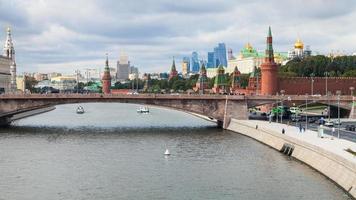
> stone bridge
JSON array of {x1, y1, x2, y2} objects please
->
[{"x1": 0, "y1": 94, "x2": 354, "y2": 128}]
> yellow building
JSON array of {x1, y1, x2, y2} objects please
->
[{"x1": 16, "y1": 75, "x2": 26, "y2": 92}]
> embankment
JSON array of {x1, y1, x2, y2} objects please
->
[{"x1": 227, "y1": 119, "x2": 356, "y2": 198}]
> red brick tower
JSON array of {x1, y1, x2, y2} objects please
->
[
  {"x1": 261, "y1": 26, "x2": 278, "y2": 95},
  {"x1": 102, "y1": 54, "x2": 111, "y2": 94},
  {"x1": 169, "y1": 57, "x2": 178, "y2": 80}
]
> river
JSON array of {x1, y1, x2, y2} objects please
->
[{"x1": 0, "y1": 103, "x2": 351, "y2": 200}]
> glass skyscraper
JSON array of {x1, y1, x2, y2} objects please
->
[
  {"x1": 191, "y1": 51, "x2": 200, "y2": 73},
  {"x1": 207, "y1": 52, "x2": 214, "y2": 68},
  {"x1": 213, "y1": 43, "x2": 227, "y2": 67}
]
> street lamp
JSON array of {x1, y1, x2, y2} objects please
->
[
  {"x1": 336, "y1": 90, "x2": 341, "y2": 139},
  {"x1": 280, "y1": 90, "x2": 285, "y2": 124},
  {"x1": 310, "y1": 73, "x2": 315, "y2": 96},
  {"x1": 75, "y1": 69, "x2": 80, "y2": 93},
  {"x1": 305, "y1": 93, "x2": 308, "y2": 130},
  {"x1": 350, "y1": 86, "x2": 355, "y2": 97},
  {"x1": 324, "y1": 72, "x2": 329, "y2": 96}
]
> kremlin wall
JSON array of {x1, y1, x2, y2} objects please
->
[{"x1": 278, "y1": 77, "x2": 356, "y2": 95}]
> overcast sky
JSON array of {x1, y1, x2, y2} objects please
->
[{"x1": 1, "y1": 0, "x2": 356, "y2": 74}]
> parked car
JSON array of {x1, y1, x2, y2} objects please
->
[
  {"x1": 345, "y1": 125, "x2": 356, "y2": 132},
  {"x1": 333, "y1": 119, "x2": 342, "y2": 126},
  {"x1": 325, "y1": 120, "x2": 334, "y2": 127}
]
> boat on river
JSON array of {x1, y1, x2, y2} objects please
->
[
  {"x1": 137, "y1": 106, "x2": 149, "y2": 114},
  {"x1": 76, "y1": 106, "x2": 85, "y2": 114}
]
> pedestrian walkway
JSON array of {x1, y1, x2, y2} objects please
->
[{"x1": 239, "y1": 120, "x2": 356, "y2": 163}]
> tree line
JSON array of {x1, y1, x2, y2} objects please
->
[{"x1": 279, "y1": 55, "x2": 356, "y2": 77}]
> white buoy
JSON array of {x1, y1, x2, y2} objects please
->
[{"x1": 164, "y1": 149, "x2": 170, "y2": 156}]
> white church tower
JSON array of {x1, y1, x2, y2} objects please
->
[{"x1": 3, "y1": 27, "x2": 17, "y2": 92}]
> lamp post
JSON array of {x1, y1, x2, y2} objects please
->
[
  {"x1": 336, "y1": 90, "x2": 341, "y2": 139},
  {"x1": 75, "y1": 69, "x2": 80, "y2": 94},
  {"x1": 280, "y1": 90, "x2": 285, "y2": 124},
  {"x1": 350, "y1": 86, "x2": 355, "y2": 97},
  {"x1": 305, "y1": 93, "x2": 308, "y2": 130},
  {"x1": 324, "y1": 72, "x2": 329, "y2": 96},
  {"x1": 310, "y1": 73, "x2": 315, "y2": 96}
]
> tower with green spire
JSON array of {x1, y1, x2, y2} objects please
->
[
  {"x1": 230, "y1": 66, "x2": 241, "y2": 93},
  {"x1": 169, "y1": 57, "x2": 178, "y2": 80},
  {"x1": 260, "y1": 26, "x2": 278, "y2": 95},
  {"x1": 194, "y1": 63, "x2": 208, "y2": 94},
  {"x1": 102, "y1": 54, "x2": 112, "y2": 94},
  {"x1": 213, "y1": 65, "x2": 228, "y2": 94}
]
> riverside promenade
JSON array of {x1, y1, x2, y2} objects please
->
[{"x1": 228, "y1": 119, "x2": 356, "y2": 198}]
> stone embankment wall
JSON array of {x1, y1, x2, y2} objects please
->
[{"x1": 227, "y1": 119, "x2": 356, "y2": 198}]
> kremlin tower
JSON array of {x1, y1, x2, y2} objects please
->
[
  {"x1": 194, "y1": 63, "x2": 208, "y2": 94},
  {"x1": 169, "y1": 57, "x2": 178, "y2": 80},
  {"x1": 260, "y1": 26, "x2": 278, "y2": 95},
  {"x1": 230, "y1": 66, "x2": 241, "y2": 93},
  {"x1": 102, "y1": 54, "x2": 111, "y2": 94}
]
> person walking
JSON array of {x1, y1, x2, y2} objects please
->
[
  {"x1": 332, "y1": 127, "x2": 335, "y2": 139},
  {"x1": 299, "y1": 123, "x2": 302, "y2": 133}
]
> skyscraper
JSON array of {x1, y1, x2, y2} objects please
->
[
  {"x1": 182, "y1": 56, "x2": 190, "y2": 76},
  {"x1": 116, "y1": 52, "x2": 130, "y2": 81},
  {"x1": 191, "y1": 52, "x2": 200, "y2": 73},
  {"x1": 207, "y1": 52, "x2": 214, "y2": 68},
  {"x1": 213, "y1": 43, "x2": 227, "y2": 67}
]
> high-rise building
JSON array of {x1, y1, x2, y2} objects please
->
[
  {"x1": 191, "y1": 52, "x2": 200, "y2": 73},
  {"x1": 102, "y1": 55, "x2": 112, "y2": 94},
  {"x1": 116, "y1": 52, "x2": 130, "y2": 81},
  {"x1": 182, "y1": 57, "x2": 190, "y2": 76},
  {"x1": 213, "y1": 43, "x2": 227, "y2": 67},
  {"x1": 261, "y1": 26, "x2": 278, "y2": 95},
  {"x1": 207, "y1": 52, "x2": 214, "y2": 68},
  {"x1": 1, "y1": 27, "x2": 17, "y2": 92}
]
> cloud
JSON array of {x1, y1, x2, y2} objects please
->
[{"x1": 0, "y1": 0, "x2": 355, "y2": 74}]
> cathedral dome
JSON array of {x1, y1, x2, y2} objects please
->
[{"x1": 294, "y1": 39, "x2": 304, "y2": 49}]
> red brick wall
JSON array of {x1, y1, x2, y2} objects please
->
[{"x1": 278, "y1": 77, "x2": 356, "y2": 95}]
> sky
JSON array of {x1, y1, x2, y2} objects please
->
[{"x1": 1, "y1": 0, "x2": 356, "y2": 74}]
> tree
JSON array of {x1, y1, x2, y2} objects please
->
[{"x1": 25, "y1": 76, "x2": 38, "y2": 92}]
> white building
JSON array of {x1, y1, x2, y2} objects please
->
[{"x1": 50, "y1": 76, "x2": 77, "y2": 91}]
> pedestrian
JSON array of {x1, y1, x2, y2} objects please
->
[
  {"x1": 269, "y1": 114, "x2": 272, "y2": 123},
  {"x1": 332, "y1": 127, "x2": 335, "y2": 137},
  {"x1": 282, "y1": 128, "x2": 285, "y2": 134},
  {"x1": 303, "y1": 127, "x2": 305, "y2": 133},
  {"x1": 299, "y1": 123, "x2": 302, "y2": 133}
]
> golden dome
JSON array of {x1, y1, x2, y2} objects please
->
[
  {"x1": 245, "y1": 42, "x2": 253, "y2": 50},
  {"x1": 294, "y1": 38, "x2": 304, "y2": 49}
]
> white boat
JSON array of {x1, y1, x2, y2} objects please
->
[
  {"x1": 164, "y1": 149, "x2": 170, "y2": 156},
  {"x1": 137, "y1": 106, "x2": 149, "y2": 113},
  {"x1": 76, "y1": 106, "x2": 85, "y2": 114}
]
